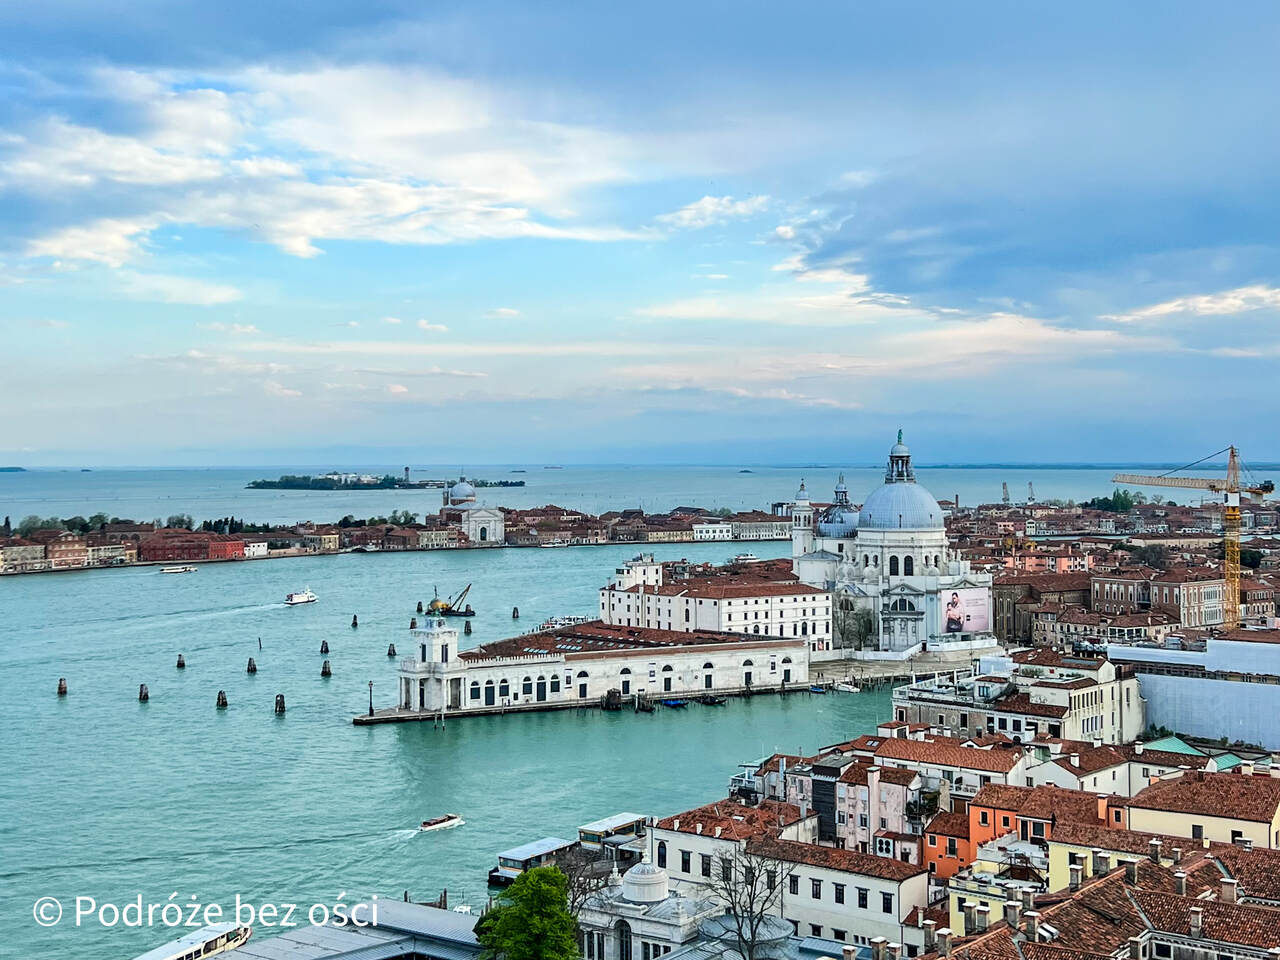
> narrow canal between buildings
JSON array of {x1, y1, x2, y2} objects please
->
[{"x1": 2, "y1": 541, "x2": 890, "y2": 959}]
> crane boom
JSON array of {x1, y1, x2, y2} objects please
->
[{"x1": 1111, "y1": 472, "x2": 1221, "y2": 491}]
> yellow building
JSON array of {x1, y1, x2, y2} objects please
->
[
  {"x1": 1125, "y1": 770, "x2": 1280, "y2": 850},
  {"x1": 1044, "y1": 821, "x2": 1187, "y2": 892}
]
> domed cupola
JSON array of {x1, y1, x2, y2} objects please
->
[
  {"x1": 621, "y1": 853, "x2": 670, "y2": 903},
  {"x1": 817, "y1": 472, "x2": 858, "y2": 538},
  {"x1": 857, "y1": 430, "x2": 945, "y2": 531}
]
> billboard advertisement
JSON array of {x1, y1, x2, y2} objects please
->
[{"x1": 941, "y1": 588, "x2": 989, "y2": 635}]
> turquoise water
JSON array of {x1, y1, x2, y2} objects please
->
[
  {"x1": 0, "y1": 463, "x2": 1148, "y2": 527},
  {"x1": 2, "y1": 538, "x2": 894, "y2": 959}
]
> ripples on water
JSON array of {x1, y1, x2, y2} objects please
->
[{"x1": 2, "y1": 539, "x2": 898, "y2": 960}]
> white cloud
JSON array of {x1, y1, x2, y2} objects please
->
[
  {"x1": 417, "y1": 320, "x2": 449, "y2": 332},
  {"x1": 838, "y1": 170, "x2": 877, "y2": 188},
  {"x1": 116, "y1": 271, "x2": 242, "y2": 305},
  {"x1": 382, "y1": 316, "x2": 403, "y2": 324},
  {"x1": 1101, "y1": 284, "x2": 1280, "y2": 323},
  {"x1": 693, "y1": 273, "x2": 729, "y2": 280},
  {"x1": 199, "y1": 322, "x2": 260, "y2": 335},
  {"x1": 26, "y1": 217, "x2": 159, "y2": 266},
  {"x1": 387, "y1": 383, "x2": 409, "y2": 395},
  {"x1": 657, "y1": 195, "x2": 770, "y2": 229},
  {"x1": 485, "y1": 307, "x2": 520, "y2": 318},
  {"x1": 263, "y1": 380, "x2": 302, "y2": 398},
  {"x1": 774, "y1": 225, "x2": 796, "y2": 240}
]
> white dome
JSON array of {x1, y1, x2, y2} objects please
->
[
  {"x1": 858, "y1": 482, "x2": 944, "y2": 531},
  {"x1": 817, "y1": 503, "x2": 858, "y2": 537},
  {"x1": 621, "y1": 859, "x2": 669, "y2": 903},
  {"x1": 449, "y1": 479, "x2": 476, "y2": 501}
]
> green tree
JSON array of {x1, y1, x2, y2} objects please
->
[
  {"x1": 88, "y1": 513, "x2": 110, "y2": 529},
  {"x1": 165, "y1": 514, "x2": 194, "y2": 530},
  {"x1": 1242, "y1": 549, "x2": 1263, "y2": 570},
  {"x1": 476, "y1": 866, "x2": 579, "y2": 960},
  {"x1": 17, "y1": 515, "x2": 60, "y2": 536}
]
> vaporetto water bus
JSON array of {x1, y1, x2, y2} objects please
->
[{"x1": 130, "y1": 922, "x2": 251, "y2": 960}]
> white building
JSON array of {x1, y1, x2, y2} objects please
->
[
  {"x1": 395, "y1": 616, "x2": 810, "y2": 716},
  {"x1": 790, "y1": 432, "x2": 995, "y2": 658},
  {"x1": 692, "y1": 521, "x2": 733, "y2": 541},
  {"x1": 599, "y1": 555, "x2": 833, "y2": 652},
  {"x1": 578, "y1": 858, "x2": 722, "y2": 960}
]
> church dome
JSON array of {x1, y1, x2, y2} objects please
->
[
  {"x1": 857, "y1": 432, "x2": 944, "y2": 531},
  {"x1": 449, "y1": 479, "x2": 477, "y2": 502},
  {"x1": 817, "y1": 472, "x2": 857, "y2": 537},
  {"x1": 621, "y1": 858, "x2": 669, "y2": 903}
]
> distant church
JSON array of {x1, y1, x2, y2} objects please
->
[{"x1": 789, "y1": 432, "x2": 994, "y2": 657}]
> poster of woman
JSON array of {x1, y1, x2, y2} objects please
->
[{"x1": 941, "y1": 588, "x2": 990, "y2": 634}]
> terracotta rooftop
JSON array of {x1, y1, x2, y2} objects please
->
[
  {"x1": 989, "y1": 692, "x2": 1069, "y2": 719},
  {"x1": 748, "y1": 836, "x2": 926, "y2": 882},
  {"x1": 458, "y1": 619, "x2": 799, "y2": 661},
  {"x1": 1133, "y1": 890, "x2": 1280, "y2": 948},
  {"x1": 925, "y1": 810, "x2": 969, "y2": 838},
  {"x1": 1128, "y1": 771, "x2": 1280, "y2": 823},
  {"x1": 874, "y1": 735, "x2": 1024, "y2": 773},
  {"x1": 654, "y1": 799, "x2": 803, "y2": 842}
]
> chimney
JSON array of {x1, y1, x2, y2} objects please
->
[
  {"x1": 1242, "y1": 761, "x2": 1254, "y2": 776},
  {"x1": 1135, "y1": 742, "x2": 1145, "y2": 755},
  {"x1": 962, "y1": 901, "x2": 976, "y2": 935},
  {"x1": 1148, "y1": 838, "x2": 1162, "y2": 863},
  {"x1": 1024, "y1": 910, "x2": 1041, "y2": 940},
  {"x1": 1124, "y1": 858, "x2": 1140, "y2": 884},
  {"x1": 1004, "y1": 899, "x2": 1021, "y2": 930},
  {"x1": 870, "y1": 937, "x2": 888, "y2": 960},
  {"x1": 1069, "y1": 863, "x2": 1083, "y2": 890},
  {"x1": 714, "y1": 826, "x2": 722, "y2": 838},
  {"x1": 1020, "y1": 887, "x2": 1035, "y2": 911},
  {"x1": 1171, "y1": 846, "x2": 1182, "y2": 863},
  {"x1": 937, "y1": 928, "x2": 953, "y2": 958},
  {"x1": 1070, "y1": 752, "x2": 1080, "y2": 767},
  {"x1": 1174, "y1": 871, "x2": 1187, "y2": 896},
  {"x1": 1097, "y1": 794, "x2": 1109, "y2": 823},
  {"x1": 1190, "y1": 906, "x2": 1203, "y2": 938},
  {"x1": 1221, "y1": 877, "x2": 1238, "y2": 903},
  {"x1": 1235, "y1": 835, "x2": 1253, "y2": 851},
  {"x1": 922, "y1": 919, "x2": 937, "y2": 951},
  {"x1": 975, "y1": 905, "x2": 991, "y2": 933},
  {"x1": 1090, "y1": 848, "x2": 1107, "y2": 876},
  {"x1": 843, "y1": 949, "x2": 857, "y2": 960},
  {"x1": 696, "y1": 822, "x2": 703, "y2": 834},
  {"x1": 673, "y1": 819, "x2": 680, "y2": 830},
  {"x1": 1128, "y1": 937, "x2": 1143, "y2": 960},
  {"x1": 888, "y1": 944, "x2": 902, "y2": 960}
]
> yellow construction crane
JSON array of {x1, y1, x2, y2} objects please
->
[{"x1": 1113, "y1": 447, "x2": 1273, "y2": 630}]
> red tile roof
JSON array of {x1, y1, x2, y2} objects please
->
[
  {"x1": 1128, "y1": 771, "x2": 1280, "y2": 823},
  {"x1": 748, "y1": 837, "x2": 926, "y2": 882},
  {"x1": 654, "y1": 799, "x2": 803, "y2": 841},
  {"x1": 875, "y1": 735, "x2": 1024, "y2": 773}
]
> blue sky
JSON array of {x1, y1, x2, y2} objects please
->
[{"x1": 2, "y1": 2, "x2": 1279, "y2": 466}]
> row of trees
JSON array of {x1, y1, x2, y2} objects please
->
[
  {"x1": 336, "y1": 510, "x2": 421, "y2": 527},
  {"x1": 1082, "y1": 488, "x2": 1177, "y2": 512}
]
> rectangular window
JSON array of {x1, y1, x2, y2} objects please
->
[
  {"x1": 833, "y1": 929, "x2": 847, "y2": 942},
  {"x1": 834, "y1": 883, "x2": 845, "y2": 904},
  {"x1": 882, "y1": 891, "x2": 893, "y2": 914},
  {"x1": 947, "y1": 837, "x2": 957, "y2": 857},
  {"x1": 700, "y1": 854, "x2": 711, "y2": 878},
  {"x1": 1192, "y1": 824, "x2": 1204, "y2": 840},
  {"x1": 788, "y1": 874, "x2": 799, "y2": 895},
  {"x1": 811, "y1": 878, "x2": 822, "y2": 899},
  {"x1": 809, "y1": 924, "x2": 822, "y2": 937},
  {"x1": 928, "y1": 835, "x2": 937, "y2": 846},
  {"x1": 857, "y1": 887, "x2": 868, "y2": 909},
  {"x1": 680, "y1": 850, "x2": 691, "y2": 873},
  {"x1": 979, "y1": 811, "x2": 989, "y2": 826}
]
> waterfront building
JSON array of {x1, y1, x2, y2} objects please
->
[
  {"x1": 0, "y1": 537, "x2": 49, "y2": 573},
  {"x1": 27, "y1": 529, "x2": 88, "y2": 568},
  {"x1": 441, "y1": 504, "x2": 505, "y2": 545},
  {"x1": 789, "y1": 434, "x2": 996, "y2": 659},
  {"x1": 890, "y1": 649, "x2": 1146, "y2": 745},
  {"x1": 394, "y1": 615, "x2": 810, "y2": 716},
  {"x1": 1091, "y1": 566, "x2": 1227, "y2": 627},
  {"x1": 1107, "y1": 629, "x2": 1280, "y2": 749},
  {"x1": 599, "y1": 554, "x2": 833, "y2": 652}
]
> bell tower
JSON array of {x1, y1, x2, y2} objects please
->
[{"x1": 792, "y1": 479, "x2": 815, "y2": 558}]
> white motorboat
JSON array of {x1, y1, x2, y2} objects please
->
[
  {"x1": 131, "y1": 923, "x2": 251, "y2": 960},
  {"x1": 420, "y1": 813, "x2": 464, "y2": 832},
  {"x1": 159, "y1": 565, "x2": 197, "y2": 574},
  {"x1": 834, "y1": 682, "x2": 861, "y2": 694},
  {"x1": 284, "y1": 588, "x2": 317, "y2": 605}
]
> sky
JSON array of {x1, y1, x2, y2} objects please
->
[{"x1": 2, "y1": 2, "x2": 1279, "y2": 466}]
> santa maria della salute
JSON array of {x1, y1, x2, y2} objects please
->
[{"x1": 789, "y1": 431, "x2": 995, "y2": 658}]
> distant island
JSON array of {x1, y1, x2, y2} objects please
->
[
  {"x1": 0, "y1": 466, "x2": 26, "y2": 472},
  {"x1": 247, "y1": 472, "x2": 525, "y2": 491}
]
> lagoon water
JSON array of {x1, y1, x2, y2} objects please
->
[
  {"x1": 0, "y1": 462, "x2": 1148, "y2": 527},
  {"x1": 0, "y1": 463, "x2": 1138, "y2": 959},
  {"x1": 1, "y1": 536, "x2": 898, "y2": 960}
]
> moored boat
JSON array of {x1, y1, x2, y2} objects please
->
[
  {"x1": 420, "y1": 813, "x2": 464, "y2": 832},
  {"x1": 284, "y1": 588, "x2": 317, "y2": 605},
  {"x1": 834, "y1": 682, "x2": 861, "y2": 693},
  {"x1": 661, "y1": 698, "x2": 688, "y2": 708},
  {"x1": 809, "y1": 685, "x2": 827, "y2": 694},
  {"x1": 697, "y1": 695, "x2": 727, "y2": 706},
  {"x1": 130, "y1": 923, "x2": 251, "y2": 960}
]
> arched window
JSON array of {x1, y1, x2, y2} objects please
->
[
  {"x1": 499, "y1": 679, "x2": 510, "y2": 698},
  {"x1": 801, "y1": 621, "x2": 808, "y2": 635},
  {"x1": 863, "y1": 554, "x2": 870, "y2": 567},
  {"x1": 782, "y1": 656, "x2": 792, "y2": 663},
  {"x1": 479, "y1": 526, "x2": 488, "y2": 542},
  {"x1": 549, "y1": 675, "x2": 560, "y2": 693},
  {"x1": 702, "y1": 662, "x2": 714, "y2": 670},
  {"x1": 576, "y1": 670, "x2": 589, "y2": 678},
  {"x1": 889, "y1": 556, "x2": 899, "y2": 576},
  {"x1": 469, "y1": 681, "x2": 480, "y2": 700},
  {"x1": 743, "y1": 659, "x2": 754, "y2": 666},
  {"x1": 890, "y1": 598, "x2": 917, "y2": 612},
  {"x1": 904, "y1": 556, "x2": 914, "y2": 576},
  {"x1": 656, "y1": 841, "x2": 667, "y2": 868},
  {"x1": 522, "y1": 676, "x2": 533, "y2": 695}
]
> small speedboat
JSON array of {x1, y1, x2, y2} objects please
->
[
  {"x1": 160, "y1": 565, "x2": 197, "y2": 574},
  {"x1": 809, "y1": 685, "x2": 827, "y2": 694},
  {"x1": 835, "y1": 682, "x2": 861, "y2": 693},
  {"x1": 420, "y1": 813, "x2": 464, "y2": 832},
  {"x1": 284, "y1": 588, "x2": 317, "y2": 605},
  {"x1": 661, "y1": 699, "x2": 689, "y2": 708}
]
